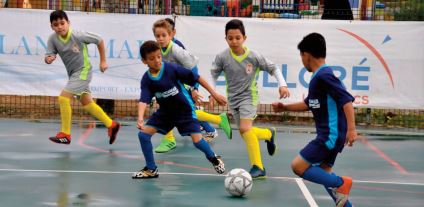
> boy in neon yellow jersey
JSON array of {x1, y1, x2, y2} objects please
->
[
  {"x1": 210, "y1": 19, "x2": 290, "y2": 178},
  {"x1": 45, "y1": 10, "x2": 120, "y2": 145},
  {"x1": 152, "y1": 19, "x2": 232, "y2": 153}
]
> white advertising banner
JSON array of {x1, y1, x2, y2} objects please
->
[{"x1": 0, "y1": 9, "x2": 423, "y2": 109}]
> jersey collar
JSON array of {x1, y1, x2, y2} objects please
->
[
  {"x1": 230, "y1": 46, "x2": 250, "y2": 63},
  {"x1": 147, "y1": 62, "x2": 165, "y2": 81},
  {"x1": 161, "y1": 41, "x2": 173, "y2": 57},
  {"x1": 311, "y1": 64, "x2": 328, "y2": 79},
  {"x1": 58, "y1": 28, "x2": 73, "y2": 44}
]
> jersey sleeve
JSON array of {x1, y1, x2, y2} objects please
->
[
  {"x1": 322, "y1": 72, "x2": 355, "y2": 106},
  {"x1": 172, "y1": 63, "x2": 199, "y2": 86},
  {"x1": 45, "y1": 34, "x2": 57, "y2": 56},
  {"x1": 211, "y1": 54, "x2": 224, "y2": 83},
  {"x1": 256, "y1": 52, "x2": 277, "y2": 75},
  {"x1": 172, "y1": 44, "x2": 198, "y2": 69},
  {"x1": 139, "y1": 74, "x2": 153, "y2": 104},
  {"x1": 76, "y1": 30, "x2": 102, "y2": 45}
]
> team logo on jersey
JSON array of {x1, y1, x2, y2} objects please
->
[
  {"x1": 309, "y1": 99, "x2": 320, "y2": 109},
  {"x1": 155, "y1": 86, "x2": 179, "y2": 99},
  {"x1": 246, "y1": 63, "x2": 254, "y2": 74},
  {"x1": 72, "y1": 43, "x2": 80, "y2": 53}
]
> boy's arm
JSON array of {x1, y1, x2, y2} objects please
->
[
  {"x1": 272, "y1": 101, "x2": 308, "y2": 112},
  {"x1": 343, "y1": 102, "x2": 357, "y2": 147},
  {"x1": 198, "y1": 76, "x2": 227, "y2": 106},
  {"x1": 97, "y1": 40, "x2": 108, "y2": 72},
  {"x1": 45, "y1": 35, "x2": 57, "y2": 64},
  {"x1": 257, "y1": 53, "x2": 290, "y2": 99},
  {"x1": 173, "y1": 44, "x2": 198, "y2": 69},
  {"x1": 137, "y1": 102, "x2": 147, "y2": 130}
]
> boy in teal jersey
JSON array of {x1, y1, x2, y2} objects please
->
[
  {"x1": 151, "y1": 19, "x2": 232, "y2": 153},
  {"x1": 45, "y1": 10, "x2": 120, "y2": 145},
  {"x1": 210, "y1": 19, "x2": 290, "y2": 178}
]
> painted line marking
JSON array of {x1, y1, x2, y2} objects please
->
[{"x1": 295, "y1": 178, "x2": 319, "y2": 207}]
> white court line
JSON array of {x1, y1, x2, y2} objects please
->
[
  {"x1": 295, "y1": 178, "x2": 319, "y2": 207},
  {"x1": 0, "y1": 168, "x2": 424, "y2": 187}
]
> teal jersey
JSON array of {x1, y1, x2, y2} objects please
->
[{"x1": 46, "y1": 29, "x2": 102, "y2": 80}]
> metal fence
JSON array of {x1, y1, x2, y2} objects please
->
[{"x1": 1, "y1": 0, "x2": 423, "y2": 21}]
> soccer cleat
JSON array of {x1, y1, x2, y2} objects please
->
[
  {"x1": 132, "y1": 166, "x2": 159, "y2": 179},
  {"x1": 333, "y1": 176, "x2": 353, "y2": 207},
  {"x1": 108, "y1": 121, "x2": 121, "y2": 145},
  {"x1": 203, "y1": 130, "x2": 218, "y2": 142},
  {"x1": 265, "y1": 127, "x2": 277, "y2": 156},
  {"x1": 218, "y1": 113, "x2": 232, "y2": 140},
  {"x1": 154, "y1": 139, "x2": 177, "y2": 153},
  {"x1": 49, "y1": 132, "x2": 71, "y2": 145},
  {"x1": 249, "y1": 165, "x2": 266, "y2": 179},
  {"x1": 209, "y1": 155, "x2": 225, "y2": 174}
]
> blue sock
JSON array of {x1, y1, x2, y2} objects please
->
[
  {"x1": 138, "y1": 131, "x2": 156, "y2": 170},
  {"x1": 302, "y1": 166, "x2": 343, "y2": 188},
  {"x1": 199, "y1": 121, "x2": 215, "y2": 133},
  {"x1": 193, "y1": 139, "x2": 215, "y2": 159},
  {"x1": 324, "y1": 173, "x2": 353, "y2": 207}
]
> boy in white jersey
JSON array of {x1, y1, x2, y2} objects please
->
[
  {"x1": 45, "y1": 10, "x2": 120, "y2": 145},
  {"x1": 210, "y1": 19, "x2": 290, "y2": 178},
  {"x1": 151, "y1": 19, "x2": 233, "y2": 153}
]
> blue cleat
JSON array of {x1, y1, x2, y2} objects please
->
[
  {"x1": 265, "y1": 127, "x2": 277, "y2": 156},
  {"x1": 249, "y1": 165, "x2": 266, "y2": 179}
]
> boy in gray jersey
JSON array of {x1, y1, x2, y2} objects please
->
[
  {"x1": 45, "y1": 10, "x2": 120, "y2": 145},
  {"x1": 210, "y1": 19, "x2": 290, "y2": 178}
]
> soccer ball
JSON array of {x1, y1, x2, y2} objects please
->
[{"x1": 224, "y1": 168, "x2": 253, "y2": 197}]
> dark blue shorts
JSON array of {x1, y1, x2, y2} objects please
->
[
  {"x1": 300, "y1": 139, "x2": 340, "y2": 167},
  {"x1": 145, "y1": 112, "x2": 201, "y2": 136}
]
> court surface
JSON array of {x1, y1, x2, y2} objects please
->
[{"x1": 0, "y1": 119, "x2": 423, "y2": 207}]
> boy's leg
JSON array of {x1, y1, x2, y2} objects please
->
[
  {"x1": 321, "y1": 164, "x2": 354, "y2": 207},
  {"x1": 240, "y1": 119, "x2": 266, "y2": 179},
  {"x1": 252, "y1": 127, "x2": 277, "y2": 156},
  {"x1": 195, "y1": 110, "x2": 232, "y2": 139},
  {"x1": 49, "y1": 91, "x2": 73, "y2": 144},
  {"x1": 155, "y1": 129, "x2": 177, "y2": 153},
  {"x1": 80, "y1": 93, "x2": 120, "y2": 144},
  {"x1": 133, "y1": 126, "x2": 159, "y2": 179}
]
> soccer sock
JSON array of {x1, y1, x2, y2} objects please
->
[
  {"x1": 242, "y1": 129, "x2": 264, "y2": 170},
  {"x1": 58, "y1": 96, "x2": 72, "y2": 134},
  {"x1": 200, "y1": 121, "x2": 216, "y2": 133},
  {"x1": 193, "y1": 138, "x2": 215, "y2": 159},
  {"x1": 138, "y1": 131, "x2": 156, "y2": 170},
  {"x1": 324, "y1": 173, "x2": 353, "y2": 207},
  {"x1": 163, "y1": 130, "x2": 176, "y2": 142},
  {"x1": 83, "y1": 102, "x2": 113, "y2": 128},
  {"x1": 252, "y1": 127, "x2": 272, "y2": 141},
  {"x1": 302, "y1": 166, "x2": 343, "y2": 188},
  {"x1": 196, "y1": 110, "x2": 221, "y2": 125}
]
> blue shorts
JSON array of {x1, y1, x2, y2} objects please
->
[
  {"x1": 146, "y1": 112, "x2": 201, "y2": 136},
  {"x1": 300, "y1": 139, "x2": 340, "y2": 167}
]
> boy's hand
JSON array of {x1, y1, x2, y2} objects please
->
[
  {"x1": 211, "y1": 93, "x2": 227, "y2": 106},
  {"x1": 272, "y1": 102, "x2": 285, "y2": 112},
  {"x1": 137, "y1": 119, "x2": 145, "y2": 130},
  {"x1": 345, "y1": 129, "x2": 357, "y2": 147},
  {"x1": 99, "y1": 61, "x2": 108, "y2": 73},
  {"x1": 279, "y1": 86, "x2": 290, "y2": 99},
  {"x1": 45, "y1": 55, "x2": 56, "y2": 64},
  {"x1": 191, "y1": 89, "x2": 203, "y2": 105}
]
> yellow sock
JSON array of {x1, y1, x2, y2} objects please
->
[
  {"x1": 242, "y1": 129, "x2": 264, "y2": 170},
  {"x1": 195, "y1": 110, "x2": 221, "y2": 125},
  {"x1": 163, "y1": 130, "x2": 176, "y2": 142},
  {"x1": 58, "y1": 96, "x2": 72, "y2": 134},
  {"x1": 252, "y1": 127, "x2": 272, "y2": 141},
  {"x1": 83, "y1": 102, "x2": 113, "y2": 127}
]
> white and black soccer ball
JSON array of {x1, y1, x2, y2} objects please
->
[{"x1": 224, "y1": 168, "x2": 253, "y2": 197}]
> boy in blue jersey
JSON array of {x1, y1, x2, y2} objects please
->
[
  {"x1": 272, "y1": 33, "x2": 357, "y2": 207},
  {"x1": 45, "y1": 10, "x2": 120, "y2": 145},
  {"x1": 152, "y1": 19, "x2": 230, "y2": 153},
  {"x1": 132, "y1": 41, "x2": 226, "y2": 179}
]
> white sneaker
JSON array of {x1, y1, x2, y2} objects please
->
[{"x1": 203, "y1": 131, "x2": 218, "y2": 142}]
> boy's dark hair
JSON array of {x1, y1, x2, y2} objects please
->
[
  {"x1": 50, "y1": 10, "x2": 68, "y2": 23},
  {"x1": 297, "y1": 33, "x2": 326, "y2": 58},
  {"x1": 140, "y1": 40, "x2": 160, "y2": 60},
  {"x1": 152, "y1": 19, "x2": 173, "y2": 34},
  {"x1": 165, "y1": 18, "x2": 176, "y2": 30},
  {"x1": 225, "y1": 19, "x2": 245, "y2": 36}
]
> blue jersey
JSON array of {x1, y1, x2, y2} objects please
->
[
  {"x1": 304, "y1": 65, "x2": 355, "y2": 152},
  {"x1": 173, "y1": 38, "x2": 185, "y2": 49},
  {"x1": 139, "y1": 62, "x2": 199, "y2": 118}
]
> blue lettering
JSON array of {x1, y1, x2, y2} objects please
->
[
  {"x1": 299, "y1": 68, "x2": 309, "y2": 88},
  {"x1": 216, "y1": 72, "x2": 226, "y2": 86},
  {"x1": 282, "y1": 64, "x2": 296, "y2": 88},
  {"x1": 137, "y1": 40, "x2": 144, "y2": 59},
  {"x1": 263, "y1": 72, "x2": 277, "y2": 87},
  {"x1": 14, "y1": 36, "x2": 31, "y2": 55},
  {"x1": 0, "y1": 34, "x2": 4, "y2": 54},
  {"x1": 35, "y1": 36, "x2": 47, "y2": 55},
  {"x1": 117, "y1": 40, "x2": 133, "y2": 59},
  {"x1": 352, "y1": 66, "x2": 370, "y2": 90},
  {"x1": 106, "y1": 39, "x2": 115, "y2": 58}
]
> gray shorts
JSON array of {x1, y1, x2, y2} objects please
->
[
  {"x1": 230, "y1": 103, "x2": 257, "y2": 127},
  {"x1": 63, "y1": 72, "x2": 92, "y2": 95}
]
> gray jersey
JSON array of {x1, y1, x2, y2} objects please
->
[
  {"x1": 46, "y1": 29, "x2": 102, "y2": 80},
  {"x1": 211, "y1": 46, "x2": 277, "y2": 107},
  {"x1": 162, "y1": 41, "x2": 198, "y2": 69}
]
